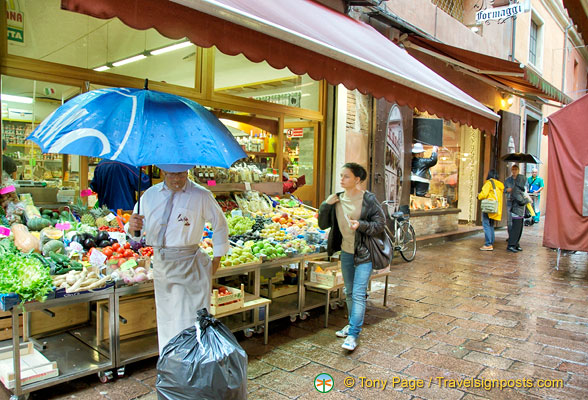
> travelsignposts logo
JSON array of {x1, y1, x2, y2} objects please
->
[{"x1": 314, "y1": 373, "x2": 334, "y2": 393}]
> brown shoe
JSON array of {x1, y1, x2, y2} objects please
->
[{"x1": 480, "y1": 245, "x2": 493, "y2": 251}]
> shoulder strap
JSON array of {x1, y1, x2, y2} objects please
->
[{"x1": 489, "y1": 179, "x2": 497, "y2": 199}]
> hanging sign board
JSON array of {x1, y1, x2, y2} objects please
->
[
  {"x1": 6, "y1": 1, "x2": 24, "y2": 44},
  {"x1": 476, "y1": 0, "x2": 530, "y2": 23},
  {"x1": 286, "y1": 128, "x2": 304, "y2": 138},
  {"x1": 413, "y1": 118, "x2": 443, "y2": 147}
]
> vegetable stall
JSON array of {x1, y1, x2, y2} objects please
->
[{"x1": 1, "y1": 181, "x2": 391, "y2": 399}]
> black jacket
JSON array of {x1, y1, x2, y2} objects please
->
[
  {"x1": 318, "y1": 191, "x2": 386, "y2": 266},
  {"x1": 510, "y1": 175, "x2": 530, "y2": 217},
  {"x1": 411, "y1": 153, "x2": 438, "y2": 180}
]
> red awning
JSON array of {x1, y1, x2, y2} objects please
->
[
  {"x1": 563, "y1": 0, "x2": 588, "y2": 43},
  {"x1": 543, "y1": 93, "x2": 588, "y2": 252},
  {"x1": 60, "y1": 0, "x2": 499, "y2": 133},
  {"x1": 405, "y1": 36, "x2": 572, "y2": 105}
]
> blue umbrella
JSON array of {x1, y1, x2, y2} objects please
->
[
  {"x1": 27, "y1": 84, "x2": 247, "y2": 234},
  {"x1": 27, "y1": 86, "x2": 246, "y2": 169}
]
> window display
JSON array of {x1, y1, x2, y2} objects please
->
[
  {"x1": 1, "y1": 76, "x2": 82, "y2": 200},
  {"x1": 410, "y1": 116, "x2": 478, "y2": 214}
]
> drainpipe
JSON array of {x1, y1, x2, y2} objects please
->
[
  {"x1": 510, "y1": 17, "x2": 516, "y2": 61},
  {"x1": 562, "y1": 22, "x2": 572, "y2": 92}
]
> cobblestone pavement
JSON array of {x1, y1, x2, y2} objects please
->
[{"x1": 3, "y1": 221, "x2": 588, "y2": 400}]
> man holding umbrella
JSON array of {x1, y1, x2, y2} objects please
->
[{"x1": 127, "y1": 164, "x2": 230, "y2": 352}]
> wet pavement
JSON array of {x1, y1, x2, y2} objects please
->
[{"x1": 3, "y1": 220, "x2": 588, "y2": 399}]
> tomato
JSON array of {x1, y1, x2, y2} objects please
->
[
  {"x1": 102, "y1": 248, "x2": 113, "y2": 257},
  {"x1": 124, "y1": 243, "x2": 131, "y2": 250},
  {"x1": 112, "y1": 243, "x2": 121, "y2": 251},
  {"x1": 118, "y1": 258, "x2": 127, "y2": 267},
  {"x1": 123, "y1": 249, "x2": 134, "y2": 258}
]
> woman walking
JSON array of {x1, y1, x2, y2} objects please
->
[
  {"x1": 318, "y1": 163, "x2": 386, "y2": 351},
  {"x1": 507, "y1": 174, "x2": 531, "y2": 252},
  {"x1": 477, "y1": 169, "x2": 504, "y2": 251}
]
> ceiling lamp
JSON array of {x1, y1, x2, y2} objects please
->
[
  {"x1": 1, "y1": 94, "x2": 33, "y2": 104},
  {"x1": 112, "y1": 54, "x2": 147, "y2": 67},
  {"x1": 151, "y1": 41, "x2": 192, "y2": 55}
]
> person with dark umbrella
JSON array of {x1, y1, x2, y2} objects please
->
[{"x1": 507, "y1": 174, "x2": 531, "y2": 252}]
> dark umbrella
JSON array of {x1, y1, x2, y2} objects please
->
[{"x1": 501, "y1": 153, "x2": 542, "y2": 164}]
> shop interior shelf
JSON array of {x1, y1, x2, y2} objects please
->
[
  {"x1": 5, "y1": 332, "x2": 112, "y2": 393},
  {"x1": 119, "y1": 331, "x2": 159, "y2": 366},
  {"x1": 66, "y1": 324, "x2": 111, "y2": 358},
  {"x1": 302, "y1": 289, "x2": 328, "y2": 311},
  {"x1": 267, "y1": 293, "x2": 299, "y2": 321}
]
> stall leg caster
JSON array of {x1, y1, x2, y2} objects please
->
[
  {"x1": 10, "y1": 394, "x2": 29, "y2": 400},
  {"x1": 243, "y1": 328, "x2": 254, "y2": 338},
  {"x1": 289, "y1": 314, "x2": 297, "y2": 323},
  {"x1": 299, "y1": 312, "x2": 309, "y2": 320},
  {"x1": 117, "y1": 367, "x2": 126, "y2": 377},
  {"x1": 254, "y1": 326, "x2": 264, "y2": 335},
  {"x1": 98, "y1": 370, "x2": 114, "y2": 383}
]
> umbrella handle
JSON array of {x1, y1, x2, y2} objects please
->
[{"x1": 134, "y1": 168, "x2": 142, "y2": 237}]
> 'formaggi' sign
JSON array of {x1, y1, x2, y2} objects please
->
[{"x1": 476, "y1": 1, "x2": 530, "y2": 23}]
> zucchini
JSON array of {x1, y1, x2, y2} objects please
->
[{"x1": 49, "y1": 251, "x2": 70, "y2": 265}]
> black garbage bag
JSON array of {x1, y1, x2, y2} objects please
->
[{"x1": 156, "y1": 308, "x2": 248, "y2": 400}]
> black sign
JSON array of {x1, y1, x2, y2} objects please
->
[{"x1": 413, "y1": 118, "x2": 443, "y2": 147}]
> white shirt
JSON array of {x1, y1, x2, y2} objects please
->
[{"x1": 126, "y1": 180, "x2": 229, "y2": 258}]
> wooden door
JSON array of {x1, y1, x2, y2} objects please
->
[
  {"x1": 493, "y1": 110, "x2": 521, "y2": 227},
  {"x1": 371, "y1": 99, "x2": 413, "y2": 209}
]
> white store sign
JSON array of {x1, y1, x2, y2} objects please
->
[{"x1": 476, "y1": 1, "x2": 530, "y2": 22}]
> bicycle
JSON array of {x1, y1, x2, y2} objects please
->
[{"x1": 381, "y1": 201, "x2": 417, "y2": 262}]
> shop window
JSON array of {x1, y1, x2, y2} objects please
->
[
  {"x1": 214, "y1": 49, "x2": 320, "y2": 112},
  {"x1": 7, "y1": 0, "x2": 196, "y2": 88},
  {"x1": 410, "y1": 113, "x2": 480, "y2": 222},
  {"x1": 1, "y1": 75, "x2": 82, "y2": 197}
]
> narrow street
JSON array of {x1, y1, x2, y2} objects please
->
[{"x1": 6, "y1": 222, "x2": 588, "y2": 400}]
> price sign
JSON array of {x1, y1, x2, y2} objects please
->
[{"x1": 89, "y1": 249, "x2": 107, "y2": 267}]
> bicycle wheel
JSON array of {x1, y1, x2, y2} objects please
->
[{"x1": 399, "y1": 222, "x2": 416, "y2": 262}]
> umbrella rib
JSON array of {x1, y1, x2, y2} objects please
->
[{"x1": 111, "y1": 91, "x2": 138, "y2": 162}]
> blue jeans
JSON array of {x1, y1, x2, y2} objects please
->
[
  {"x1": 482, "y1": 213, "x2": 495, "y2": 246},
  {"x1": 340, "y1": 251, "x2": 372, "y2": 338}
]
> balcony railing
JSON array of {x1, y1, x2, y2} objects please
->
[{"x1": 431, "y1": 0, "x2": 464, "y2": 22}]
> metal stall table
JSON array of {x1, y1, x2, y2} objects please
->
[{"x1": 5, "y1": 289, "x2": 116, "y2": 400}]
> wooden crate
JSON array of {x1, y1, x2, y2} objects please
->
[
  {"x1": 210, "y1": 284, "x2": 244, "y2": 316},
  {"x1": 260, "y1": 284, "x2": 298, "y2": 298},
  {"x1": 309, "y1": 262, "x2": 343, "y2": 288},
  {"x1": 27, "y1": 303, "x2": 90, "y2": 337},
  {"x1": 0, "y1": 342, "x2": 58, "y2": 390},
  {"x1": 97, "y1": 294, "x2": 157, "y2": 340},
  {"x1": 0, "y1": 311, "x2": 22, "y2": 341}
]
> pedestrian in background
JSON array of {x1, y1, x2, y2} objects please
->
[
  {"x1": 318, "y1": 162, "x2": 386, "y2": 352},
  {"x1": 507, "y1": 174, "x2": 531, "y2": 253},
  {"x1": 504, "y1": 164, "x2": 520, "y2": 233},
  {"x1": 91, "y1": 160, "x2": 152, "y2": 212},
  {"x1": 527, "y1": 167, "x2": 544, "y2": 223},
  {"x1": 478, "y1": 169, "x2": 504, "y2": 251}
]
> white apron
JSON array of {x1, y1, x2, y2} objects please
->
[{"x1": 153, "y1": 246, "x2": 212, "y2": 353}]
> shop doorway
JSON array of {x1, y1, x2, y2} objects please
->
[
  {"x1": 283, "y1": 121, "x2": 319, "y2": 206},
  {"x1": 524, "y1": 110, "x2": 542, "y2": 177}
]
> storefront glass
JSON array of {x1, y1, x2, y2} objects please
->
[
  {"x1": 7, "y1": 0, "x2": 196, "y2": 88},
  {"x1": 410, "y1": 113, "x2": 480, "y2": 222},
  {"x1": 1, "y1": 75, "x2": 82, "y2": 199},
  {"x1": 214, "y1": 49, "x2": 320, "y2": 112}
]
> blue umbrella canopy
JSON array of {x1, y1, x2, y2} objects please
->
[{"x1": 26, "y1": 87, "x2": 246, "y2": 168}]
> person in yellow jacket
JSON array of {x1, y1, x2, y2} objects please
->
[{"x1": 477, "y1": 170, "x2": 504, "y2": 251}]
